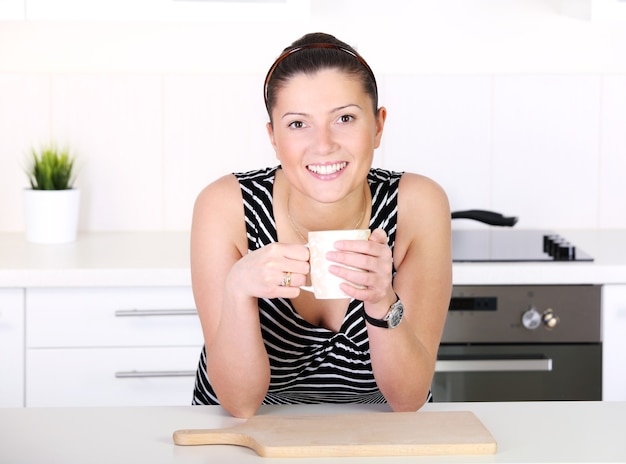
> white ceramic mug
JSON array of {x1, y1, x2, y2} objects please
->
[{"x1": 300, "y1": 229, "x2": 371, "y2": 299}]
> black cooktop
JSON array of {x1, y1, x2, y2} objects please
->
[{"x1": 451, "y1": 229, "x2": 594, "y2": 262}]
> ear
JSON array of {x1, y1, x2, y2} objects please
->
[
  {"x1": 266, "y1": 121, "x2": 278, "y2": 154},
  {"x1": 373, "y1": 106, "x2": 387, "y2": 149}
]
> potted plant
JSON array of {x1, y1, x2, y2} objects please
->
[{"x1": 23, "y1": 144, "x2": 80, "y2": 243}]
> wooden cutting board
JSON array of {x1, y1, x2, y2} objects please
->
[{"x1": 172, "y1": 410, "x2": 497, "y2": 457}]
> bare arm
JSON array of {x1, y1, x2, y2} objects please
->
[
  {"x1": 190, "y1": 175, "x2": 309, "y2": 418},
  {"x1": 329, "y1": 173, "x2": 452, "y2": 411}
]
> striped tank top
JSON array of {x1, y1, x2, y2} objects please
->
[{"x1": 192, "y1": 166, "x2": 407, "y2": 406}]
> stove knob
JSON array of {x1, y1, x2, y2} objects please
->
[
  {"x1": 550, "y1": 238, "x2": 565, "y2": 258},
  {"x1": 555, "y1": 242, "x2": 576, "y2": 261},
  {"x1": 542, "y1": 308, "x2": 560, "y2": 329},
  {"x1": 522, "y1": 306, "x2": 541, "y2": 330},
  {"x1": 543, "y1": 234, "x2": 560, "y2": 254}
]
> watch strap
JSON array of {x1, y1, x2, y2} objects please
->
[
  {"x1": 361, "y1": 308, "x2": 389, "y2": 328},
  {"x1": 362, "y1": 295, "x2": 403, "y2": 329}
]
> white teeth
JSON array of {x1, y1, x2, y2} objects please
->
[{"x1": 307, "y1": 162, "x2": 347, "y2": 175}]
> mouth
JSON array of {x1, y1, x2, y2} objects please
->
[{"x1": 306, "y1": 162, "x2": 348, "y2": 176}]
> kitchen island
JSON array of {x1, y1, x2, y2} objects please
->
[{"x1": 0, "y1": 401, "x2": 624, "y2": 463}]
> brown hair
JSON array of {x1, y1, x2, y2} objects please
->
[{"x1": 264, "y1": 32, "x2": 378, "y2": 121}]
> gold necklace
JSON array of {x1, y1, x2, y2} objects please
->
[{"x1": 286, "y1": 189, "x2": 367, "y2": 243}]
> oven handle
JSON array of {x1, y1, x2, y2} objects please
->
[{"x1": 435, "y1": 358, "x2": 553, "y2": 372}]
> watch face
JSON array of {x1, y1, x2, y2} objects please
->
[{"x1": 387, "y1": 301, "x2": 404, "y2": 328}]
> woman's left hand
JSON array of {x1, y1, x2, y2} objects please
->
[{"x1": 326, "y1": 228, "x2": 395, "y2": 305}]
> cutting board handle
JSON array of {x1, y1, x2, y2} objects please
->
[{"x1": 174, "y1": 425, "x2": 260, "y2": 450}]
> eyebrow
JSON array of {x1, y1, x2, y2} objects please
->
[{"x1": 280, "y1": 104, "x2": 363, "y2": 120}]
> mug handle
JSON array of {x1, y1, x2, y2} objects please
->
[{"x1": 300, "y1": 243, "x2": 313, "y2": 293}]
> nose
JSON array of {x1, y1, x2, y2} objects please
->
[{"x1": 311, "y1": 125, "x2": 338, "y2": 156}]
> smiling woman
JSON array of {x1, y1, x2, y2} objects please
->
[{"x1": 189, "y1": 32, "x2": 452, "y2": 418}]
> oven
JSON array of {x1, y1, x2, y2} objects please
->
[
  {"x1": 435, "y1": 224, "x2": 602, "y2": 402},
  {"x1": 433, "y1": 285, "x2": 602, "y2": 402}
]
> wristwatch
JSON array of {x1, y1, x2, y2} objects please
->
[{"x1": 362, "y1": 297, "x2": 404, "y2": 329}]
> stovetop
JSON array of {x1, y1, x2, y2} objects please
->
[{"x1": 451, "y1": 229, "x2": 594, "y2": 262}]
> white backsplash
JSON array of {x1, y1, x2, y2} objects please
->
[
  {"x1": 1, "y1": 1, "x2": 626, "y2": 232},
  {"x1": 2, "y1": 71, "x2": 625, "y2": 232}
]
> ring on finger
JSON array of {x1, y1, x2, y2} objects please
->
[{"x1": 280, "y1": 271, "x2": 292, "y2": 287}]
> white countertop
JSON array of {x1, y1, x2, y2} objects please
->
[
  {"x1": 0, "y1": 402, "x2": 624, "y2": 464},
  {"x1": 0, "y1": 231, "x2": 191, "y2": 287},
  {"x1": 452, "y1": 229, "x2": 626, "y2": 285},
  {"x1": 1, "y1": 229, "x2": 625, "y2": 287}
]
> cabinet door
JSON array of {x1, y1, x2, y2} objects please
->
[
  {"x1": 603, "y1": 285, "x2": 626, "y2": 401},
  {"x1": 0, "y1": 289, "x2": 24, "y2": 407},
  {"x1": 27, "y1": 287, "x2": 202, "y2": 347},
  {"x1": 25, "y1": 287, "x2": 204, "y2": 407},
  {"x1": 27, "y1": 346, "x2": 200, "y2": 407}
]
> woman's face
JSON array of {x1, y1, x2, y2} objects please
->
[{"x1": 267, "y1": 68, "x2": 386, "y2": 204}]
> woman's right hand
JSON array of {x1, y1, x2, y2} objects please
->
[{"x1": 225, "y1": 242, "x2": 310, "y2": 300}]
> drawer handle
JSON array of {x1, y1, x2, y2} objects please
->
[
  {"x1": 114, "y1": 309, "x2": 197, "y2": 317},
  {"x1": 435, "y1": 358, "x2": 553, "y2": 373},
  {"x1": 115, "y1": 370, "x2": 196, "y2": 378}
]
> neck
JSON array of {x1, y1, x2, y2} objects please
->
[{"x1": 286, "y1": 186, "x2": 368, "y2": 242}]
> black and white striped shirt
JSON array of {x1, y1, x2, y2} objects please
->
[{"x1": 193, "y1": 166, "x2": 425, "y2": 406}]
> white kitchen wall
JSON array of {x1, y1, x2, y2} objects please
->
[
  {"x1": 379, "y1": 75, "x2": 494, "y2": 217},
  {"x1": 491, "y1": 74, "x2": 601, "y2": 228},
  {"x1": 1, "y1": 0, "x2": 626, "y2": 232},
  {"x1": 600, "y1": 75, "x2": 626, "y2": 229}
]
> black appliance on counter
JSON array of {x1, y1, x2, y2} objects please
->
[
  {"x1": 452, "y1": 229, "x2": 593, "y2": 262},
  {"x1": 434, "y1": 211, "x2": 601, "y2": 402},
  {"x1": 450, "y1": 209, "x2": 593, "y2": 262}
]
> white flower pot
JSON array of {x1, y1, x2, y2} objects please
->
[{"x1": 23, "y1": 188, "x2": 80, "y2": 244}]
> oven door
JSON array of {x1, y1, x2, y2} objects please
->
[{"x1": 432, "y1": 344, "x2": 602, "y2": 402}]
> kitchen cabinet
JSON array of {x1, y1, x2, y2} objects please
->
[
  {"x1": 5, "y1": 0, "x2": 309, "y2": 21},
  {"x1": 2, "y1": 230, "x2": 626, "y2": 406},
  {"x1": 27, "y1": 346, "x2": 200, "y2": 407},
  {"x1": 0, "y1": 289, "x2": 24, "y2": 407},
  {"x1": 25, "y1": 287, "x2": 203, "y2": 407},
  {"x1": 602, "y1": 285, "x2": 626, "y2": 401}
]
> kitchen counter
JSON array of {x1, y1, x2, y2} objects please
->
[
  {"x1": 0, "y1": 231, "x2": 191, "y2": 287},
  {"x1": 1, "y1": 229, "x2": 625, "y2": 287},
  {"x1": 452, "y1": 229, "x2": 626, "y2": 285},
  {"x1": 0, "y1": 402, "x2": 624, "y2": 464}
]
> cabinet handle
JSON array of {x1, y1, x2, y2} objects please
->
[
  {"x1": 435, "y1": 358, "x2": 553, "y2": 373},
  {"x1": 115, "y1": 370, "x2": 196, "y2": 378},
  {"x1": 114, "y1": 309, "x2": 197, "y2": 317}
]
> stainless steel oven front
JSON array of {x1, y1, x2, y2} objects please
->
[{"x1": 432, "y1": 285, "x2": 602, "y2": 402}]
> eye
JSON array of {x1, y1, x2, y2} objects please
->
[
  {"x1": 288, "y1": 120, "x2": 306, "y2": 129},
  {"x1": 337, "y1": 114, "x2": 354, "y2": 124}
]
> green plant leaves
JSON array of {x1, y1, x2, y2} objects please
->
[{"x1": 27, "y1": 145, "x2": 76, "y2": 190}]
